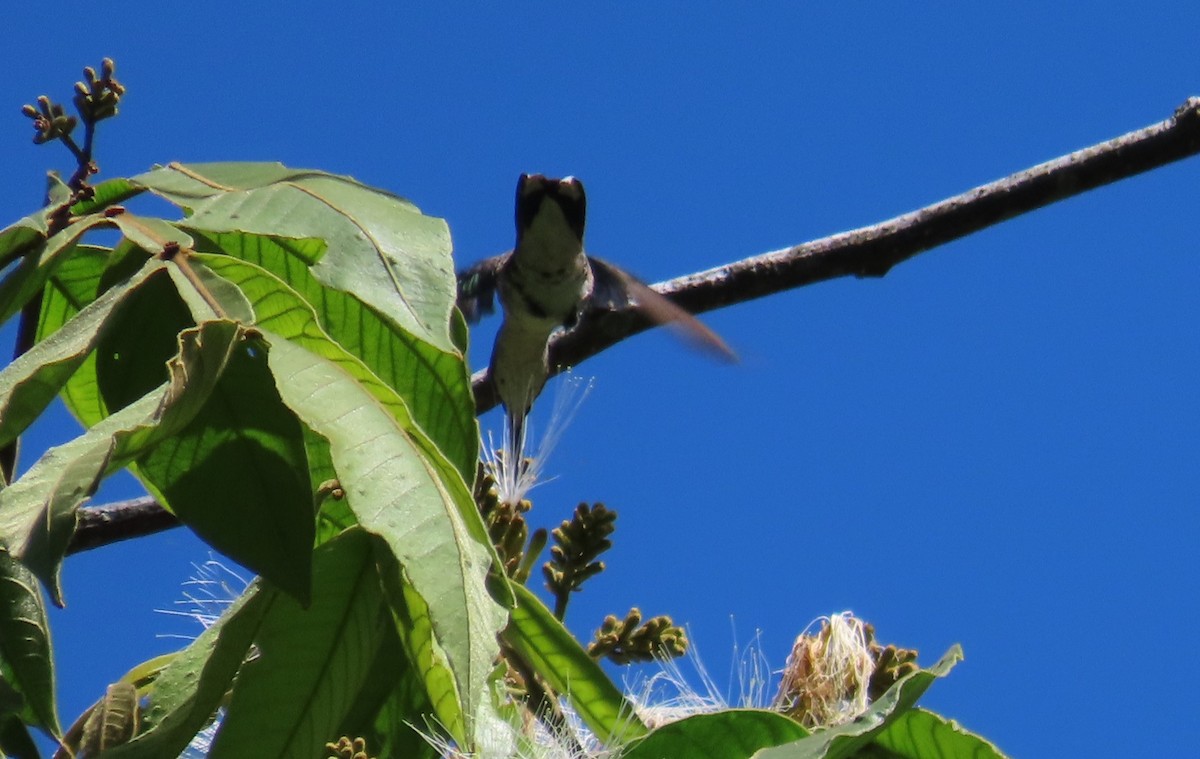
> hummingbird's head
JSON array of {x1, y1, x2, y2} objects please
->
[{"x1": 515, "y1": 174, "x2": 587, "y2": 251}]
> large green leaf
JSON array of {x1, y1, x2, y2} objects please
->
[
  {"x1": 184, "y1": 251, "x2": 493, "y2": 545},
  {"x1": 622, "y1": 709, "x2": 808, "y2": 759},
  {"x1": 0, "y1": 321, "x2": 245, "y2": 605},
  {"x1": 134, "y1": 328, "x2": 314, "y2": 606},
  {"x1": 0, "y1": 552, "x2": 57, "y2": 737},
  {"x1": 207, "y1": 528, "x2": 386, "y2": 757},
  {"x1": 129, "y1": 162, "x2": 460, "y2": 355},
  {"x1": 0, "y1": 258, "x2": 168, "y2": 449},
  {"x1": 755, "y1": 646, "x2": 964, "y2": 759},
  {"x1": 259, "y1": 326, "x2": 505, "y2": 748},
  {"x1": 94, "y1": 263, "x2": 195, "y2": 415},
  {"x1": 181, "y1": 254, "x2": 486, "y2": 540},
  {"x1": 37, "y1": 244, "x2": 110, "y2": 333},
  {"x1": 869, "y1": 708, "x2": 1008, "y2": 759},
  {"x1": 505, "y1": 582, "x2": 647, "y2": 745},
  {"x1": 32, "y1": 247, "x2": 316, "y2": 601},
  {"x1": 194, "y1": 231, "x2": 478, "y2": 483},
  {"x1": 36, "y1": 243, "x2": 138, "y2": 429},
  {"x1": 104, "y1": 582, "x2": 272, "y2": 759}
]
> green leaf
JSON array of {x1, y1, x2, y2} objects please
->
[
  {"x1": 207, "y1": 528, "x2": 386, "y2": 757},
  {"x1": 93, "y1": 262, "x2": 194, "y2": 415},
  {"x1": 0, "y1": 218, "x2": 45, "y2": 271},
  {"x1": 131, "y1": 162, "x2": 313, "y2": 202},
  {"x1": 622, "y1": 709, "x2": 808, "y2": 759},
  {"x1": 869, "y1": 708, "x2": 1009, "y2": 759},
  {"x1": 99, "y1": 253, "x2": 311, "y2": 604},
  {"x1": 37, "y1": 244, "x2": 110, "y2": 332},
  {"x1": 337, "y1": 617, "x2": 438, "y2": 759},
  {"x1": 0, "y1": 213, "x2": 111, "y2": 327},
  {"x1": 259, "y1": 326, "x2": 506, "y2": 747},
  {"x1": 375, "y1": 552, "x2": 466, "y2": 743},
  {"x1": 110, "y1": 214, "x2": 193, "y2": 258},
  {"x1": 104, "y1": 582, "x2": 272, "y2": 759},
  {"x1": 754, "y1": 646, "x2": 964, "y2": 759},
  {"x1": 0, "y1": 174, "x2": 68, "y2": 271},
  {"x1": 182, "y1": 253, "x2": 488, "y2": 543},
  {"x1": 70, "y1": 178, "x2": 143, "y2": 216},
  {"x1": 0, "y1": 552, "x2": 57, "y2": 736},
  {"x1": 0, "y1": 675, "x2": 21, "y2": 718},
  {"x1": 0, "y1": 321, "x2": 246, "y2": 605},
  {"x1": 130, "y1": 162, "x2": 460, "y2": 355},
  {"x1": 0, "y1": 712, "x2": 41, "y2": 759},
  {"x1": 195, "y1": 232, "x2": 478, "y2": 484},
  {"x1": 0, "y1": 258, "x2": 168, "y2": 449},
  {"x1": 506, "y1": 582, "x2": 647, "y2": 745},
  {"x1": 135, "y1": 327, "x2": 315, "y2": 606},
  {"x1": 35, "y1": 244, "x2": 157, "y2": 432},
  {"x1": 118, "y1": 653, "x2": 177, "y2": 692}
]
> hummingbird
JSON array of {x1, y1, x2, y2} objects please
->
[{"x1": 457, "y1": 173, "x2": 735, "y2": 452}]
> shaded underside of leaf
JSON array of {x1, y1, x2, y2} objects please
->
[
  {"x1": 870, "y1": 708, "x2": 1009, "y2": 759},
  {"x1": 0, "y1": 551, "x2": 58, "y2": 737},
  {"x1": 95, "y1": 265, "x2": 194, "y2": 415},
  {"x1": 375, "y1": 547, "x2": 466, "y2": 743},
  {"x1": 0, "y1": 712, "x2": 40, "y2": 759},
  {"x1": 207, "y1": 528, "x2": 386, "y2": 757},
  {"x1": 135, "y1": 328, "x2": 315, "y2": 606},
  {"x1": 337, "y1": 614, "x2": 440, "y2": 759}
]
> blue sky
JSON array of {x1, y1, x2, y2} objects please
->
[{"x1": 3, "y1": 4, "x2": 1198, "y2": 756}]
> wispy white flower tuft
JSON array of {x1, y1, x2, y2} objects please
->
[
  {"x1": 625, "y1": 628, "x2": 771, "y2": 728},
  {"x1": 484, "y1": 372, "x2": 594, "y2": 507},
  {"x1": 157, "y1": 558, "x2": 250, "y2": 758},
  {"x1": 774, "y1": 611, "x2": 874, "y2": 728},
  {"x1": 156, "y1": 557, "x2": 250, "y2": 637}
]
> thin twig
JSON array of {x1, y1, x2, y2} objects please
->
[{"x1": 67, "y1": 97, "x2": 1200, "y2": 549}]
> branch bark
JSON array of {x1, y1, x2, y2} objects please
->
[
  {"x1": 69, "y1": 97, "x2": 1200, "y2": 551},
  {"x1": 68, "y1": 497, "x2": 179, "y2": 556}
]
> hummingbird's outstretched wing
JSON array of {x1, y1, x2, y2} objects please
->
[
  {"x1": 456, "y1": 252, "x2": 510, "y2": 324},
  {"x1": 588, "y1": 257, "x2": 737, "y2": 362}
]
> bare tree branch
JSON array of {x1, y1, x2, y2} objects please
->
[
  {"x1": 68, "y1": 497, "x2": 179, "y2": 555},
  {"x1": 472, "y1": 96, "x2": 1200, "y2": 413},
  {"x1": 70, "y1": 97, "x2": 1200, "y2": 551}
]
